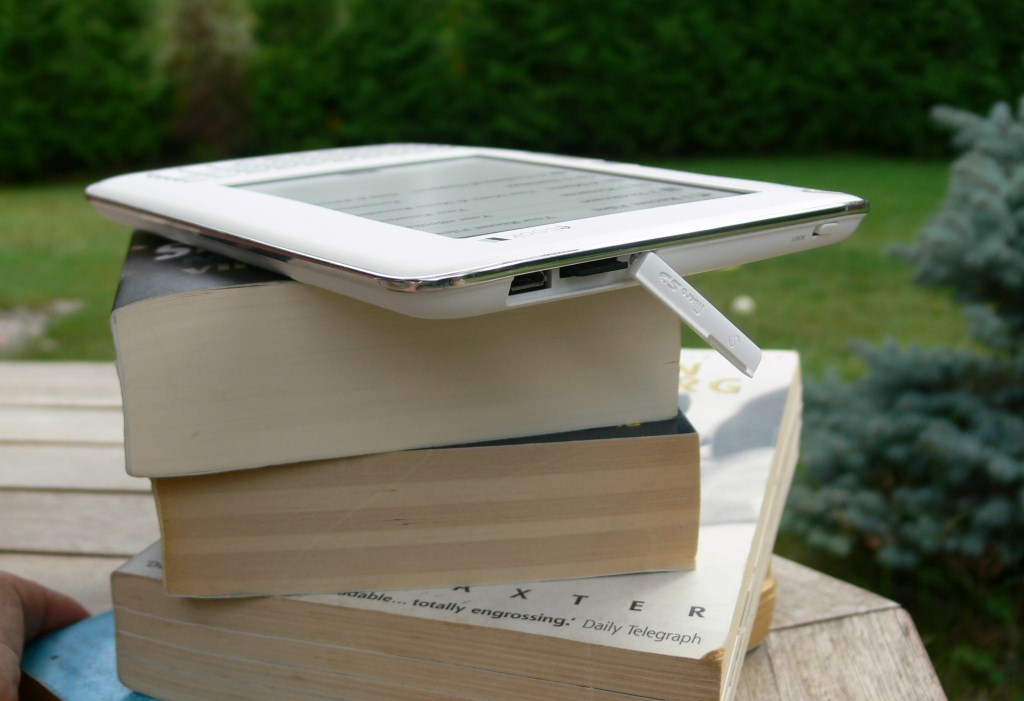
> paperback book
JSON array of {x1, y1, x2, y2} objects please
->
[
  {"x1": 111, "y1": 232, "x2": 682, "y2": 477},
  {"x1": 152, "y1": 414, "x2": 700, "y2": 595},
  {"x1": 20, "y1": 579, "x2": 777, "y2": 701}
]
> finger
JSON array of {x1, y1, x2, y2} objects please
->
[
  {"x1": 15, "y1": 576, "x2": 91, "y2": 642},
  {"x1": 0, "y1": 572, "x2": 89, "y2": 701},
  {"x1": 0, "y1": 575, "x2": 26, "y2": 701},
  {"x1": 0, "y1": 645, "x2": 18, "y2": 701}
]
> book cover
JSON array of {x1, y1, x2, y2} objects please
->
[{"x1": 113, "y1": 231, "x2": 282, "y2": 309}]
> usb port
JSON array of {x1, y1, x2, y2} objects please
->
[
  {"x1": 508, "y1": 270, "x2": 550, "y2": 295},
  {"x1": 559, "y1": 257, "x2": 629, "y2": 278}
]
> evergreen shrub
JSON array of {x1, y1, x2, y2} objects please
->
[
  {"x1": 321, "y1": 0, "x2": 461, "y2": 145},
  {"x1": 787, "y1": 98, "x2": 1024, "y2": 579},
  {"x1": 247, "y1": 0, "x2": 353, "y2": 153},
  {"x1": 259, "y1": 0, "x2": 1024, "y2": 160},
  {"x1": 157, "y1": 0, "x2": 255, "y2": 162},
  {"x1": 4, "y1": 0, "x2": 1024, "y2": 179},
  {"x1": 0, "y1": 0, "x2": 165, "y2": 180}
]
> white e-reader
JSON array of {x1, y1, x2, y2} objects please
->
[{"x1": 87, "y1": 144, "x2": 868, "y2": 375}]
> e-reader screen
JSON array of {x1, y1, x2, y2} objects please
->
[{"x1": 238, "y1": 157, "x2": 742, "y2": 239}]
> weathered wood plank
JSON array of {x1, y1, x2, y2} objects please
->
[
  {"x1": 0, "y1": 406, "x2": 123, "y2": 444},
  {"x1": 769, "y1": 555, "x2": 899, "y2": 629},
  {"x1": 765, "y1": 607, "x2": 947, "y2": 700},
  {"x1": 736, "y1": 558, "x2": 899, "y2": 701},
  {"x1": 0, "y1": 492, "x2": 158, "y2": 556},
  {"x1": 0, "y1": 553, "x2": 126, "y2": 614},
  {"x1": 0, "y1": 444, "x2": 145, "y2": 491},
  {"x1": 735, "y1": 645, "x2": 783, "y2": 701},
  {"x1": 0, "y1": 361, "x2": 121, "y2": 407}
]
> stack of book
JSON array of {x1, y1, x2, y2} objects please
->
[
  {"x1": 21, "y1": 232, "x2": 803, "y2": 701},
  {"x1": 111, "y1": 232, "x2": 700, "y2": 595}
]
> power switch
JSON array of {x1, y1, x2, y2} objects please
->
[{"x1": 813, "y1": 222, "x2": 841, "y2": 237}]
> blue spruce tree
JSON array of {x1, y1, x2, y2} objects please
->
[{"x1": 787, "y1": 98, "x2": 1024, "y2": 579}]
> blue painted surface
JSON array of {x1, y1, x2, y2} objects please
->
[{"x1": 21, "y1": 612, "x2": 154, "y2": 701}]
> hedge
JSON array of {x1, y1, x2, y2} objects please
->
[
  {"x1": 0, "y1": 0, "x2": 164, "y2": 179},
  {"x1": 3, "y1": 0, "x2": 1024, "y2": 180}
]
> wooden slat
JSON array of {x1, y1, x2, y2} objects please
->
[
  {"x1": 735, "y1": 646, "x2": 783, "y2": 701},
  {"x1": 735, "y1": 558, "x2": 947, "y2": 701},
  {"x1": 0, "y1": 492, "x2": 158, "y2": 556},
  {"x1": 0, "y1": 553, "x2": 127, "y2": 615},
  {"x1": 0, "y1": 363, "x2": 142, "y2": 618},
  {"x1": 769, "y1": 555, "x2": 899, "y2": 629},
  {"x1": 0, "y1": 444, "x2": 144, "y2": 491},
  {"x1": 764, "y1": 607, "x2": 946, "y2": 700},
  {"x1": 0, "y1": 361, "x2": 121, "y2": 407},
  {"x1": 0, "y1": 406, "x2": 123, "y2": 444}
]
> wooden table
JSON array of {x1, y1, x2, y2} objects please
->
[{"x1": 0, "y1": 362, "x2": 947, "y2": 700}]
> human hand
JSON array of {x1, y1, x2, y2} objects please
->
[{"x1": 0, "y1": 572, "x2": 89, "y2": 701}]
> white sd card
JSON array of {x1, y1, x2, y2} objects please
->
[{"x1": 629, "y1": 252, "x2": 762, "y2": 377}]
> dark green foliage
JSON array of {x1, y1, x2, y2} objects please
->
[
  {"x1": 900, "y1": 99, "x2": 1024, "y2": 354},
  {"x1": 792, "y1": 342, "x2": 1024, "y2": 574},
  {"x1": 0, "y1": 0, "x2": 164, "y2": 180},
  {"x1": 157, "y1": 0, "x2": 255, "y2": 160},
  {"x1": 4, "y1": 0, "x2": 1024, "y2": 179},
  {"x1": 247, "y1": 0, "x2": 351, "y2": 152},
  {"x1": 322, "y1": 0, "x2": 1024, "y2": 160},
  {"x1": 329, "y1": 0, "x2": 462, "y2": 145},
  {"x1": 788, "y1": 100, "x2": 1024, "y2": 579}
]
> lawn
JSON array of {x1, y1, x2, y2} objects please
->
[
  {"x1": 1, "y1": 156, "x2": 962, "y2": 373},
  {"x1": 0, "y1": 183, "x2": 131, "y2": 359},
  {"x1": 673, "y1": 155, "x2": 966, "y2": 378}
]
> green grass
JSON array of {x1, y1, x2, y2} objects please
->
[
  {"x1": 667, "y1": 155, "x2": 966, "y2": 378},
  {"x1": 1, "y1": 156, "x2": 962, "y2": 370},
  {"x1": 0, "y1": 183, "x2": 131, "y2": 359}
]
